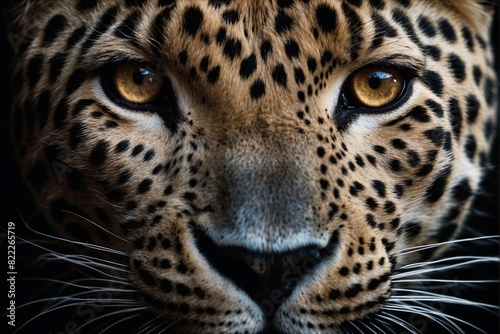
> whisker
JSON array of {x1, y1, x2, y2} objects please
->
[{"x1": 394, "y1": 235, "x2": 499, "y2": 256}]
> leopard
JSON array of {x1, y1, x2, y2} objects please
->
[{"x1": 2, "y1": 0, "x2": 498, "y2": 333}]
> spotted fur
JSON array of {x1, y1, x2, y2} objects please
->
[{"x1": 5, "y1": 0, "x2": 498, "y2": 333}]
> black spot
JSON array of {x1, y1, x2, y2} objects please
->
[
  {"x1": 89, "y1": 140, "x2": 109, "y2": 166},
  {"x1": 446, "y1": 206, "x2": 460, "y2": 220},
  {"x1": 329, "y1": 289, "x2": 340, "y2": 300},
  {"x1": 307, "y1": 57, "x2": 317, "y2": 74},
  {"x1": 425, "y1": 100, "x2": 444, "y2": 117},
  {"x1": 144, "y1": 149, "x2": 156, "y2": 162},
  {"x1": 297, "y1": 91, "x2": 306, "y2": 103},
  {"x1": 105, "y1": 120, "x2": 118, "y2": 128},
  {"x1": 438, "y1": 19, "x2": 457, "y2": 43},
  {"x1": 417, "y1": 15, "x2": 436, "y2": 37},
  {"x1": 424, "y1": 127, "x2": 444, "y2": 147},
  {"x1": 317, "y1": 147, "x2": 326, "y2": 158},
  {"x1": 207, "y1": 66, "x2": 221, "y2": 84},
  {"x1": 250, "y1": 79, "x2": 266, "y2": 100},
  {"x1": 422, "y1": 45, "x2": 441, "y2": 61},
  {"x1": 371, "y1": 180, "x2": 386, "y2": 198},
  {"x1": 132, "y1": 144, "x2": 145, "y2": 157},
  {"x1": 339, "y1": 267, "x2": 350, "y2": 276},
  {"x1": 406, "y1": 150, "x2": 420, "y2": 167},
  {"x1": 48, "y1": 52, "x2": 68, "y2": 84},
  {"x1": 178, "y1": 51, "x2": 188, "y2": 65},
  {"x1": 115, "y1": 140, "x2": 130, "y2": 153},
  {"x1": 43, "y1": 14, "x2": 68, "y2": 47},
  {"x1": 164, "y1": 185, "x2": 174, "y2": 196},
  {"x1": 443, "y1": 131, "x2": 452, "y2": 151},
  {"x1": 342, "y1": 3, "x2": 364, "y2": 59},
  {"x1": 344, "y1": 283, "x2": 362, "y2": 298},
  {"x1": 452, "y1": 178, "x2": 473, "y2": 202},
  {"x1": 216, "y1": 27, "x2": 227, "y2": 44},
  {"x1": 272, "y1": 63, "x2": 288, "y2": 87},
  {"x1": 373, "y1": 145, "x2": 386, "y2": 154},
  {"x1": 223, "y1": 38, "x2": 242, "y2": 59},
  {"x1": 461, "y1": 27, "x2": 474, "y2": 51},
  {"x1": 473, "y1": 66, "x2": 483, "y2": 85},
  {"x1": 355, "y1": 155, "x2": 365, "y2": 167},
  {"x1": 177, "y1": 262, "x2": 189, "y2": 273},
  {"x1": 275, "y1": 10, "x2": 293, "y2": 35},
  {"x1": 448, "y1": 98, "x2": 462, "y2": 139},
  {"x1": 222, "y1": 9, "x2": 239, "y2": 24},
  {"x1": 284, "y1": 40, "x2": 300, "y2": 59},
  {"x1": 391, "y1": 9, "x2": 420, "y2": 47},
  {"x1": 366, "y1": 197, "x2": 378, "y2": 210},
  {"x1": 76, "y1": 0, "x2": 98, "y2": 11},
  {"x1": 125, "y1": 0, "x2": 147, "y2": 6},
  {"x1": 422, "y1": 71, "x2": 443, "y2": 96},
  {"x1": 150, "y1": 7, "x2": 175, "y2": 55},
  {"x1": 65, "y1": 27, "x2": 86, "y2": 50},
  {"x1": 177, "y1": 283, "x2": 191, "y2": 296},
  {"x1": 389, "y1": 159, "x2": 402, "y2": 172},
  {"x1": 465, "y1": 95, "x2": 479, "y2": 124},
  {"x1": 81, "y1": 6, "x2": 119, "y2": 52},
  {"x1": 484, "y1": 77, "x2": 496, "y2": 107},
  {"x1": 118, "y1": 170, "x2": 132, "y2": 185},
  {"x1": 199, "y1": 56, "x2": 209, "y2": 72},
  {"x1": 239, "y1": 54, "x2": 257, "y2": 79},
  {"x1": 66, "y1": 69, "x2": 86, "y2": 96},
  {"x1": 464, "y1": 135, "x2": 477, "y2": 160},
  {"x1": 391, "y1": 139, "x2": 406, "y2": 149},
  {"x1": 447, "y1": 54, "x2": 466, "y2": 82},
  {"x1": 183, "y1": 7, "x2": 204, "y2": 36},
  {"x1": 384, "y1": 201, "x2": 396, "y2": 214},
  {"x1": 394, "y1": 184, "x2": 404, "y2": 198},
  {"x1": 425, "y1": 165, "x2": 451, "y2": 203},
  {"x1": 294, "y1": 67, "x2": 306, "y2": 84},
  {"x1": 371, "y1": 13, "x2": 398, "y2": 48},
  {"x1": 260, "y1": 40, "x2": 272, "y2": 61},
  {"x1": 394, "y1": 0, "x2": 410, "y2": 7},
  {"x1": 160, "y1": 278, "x2": 173, "y2": 293},
  {"x1": 316, "y1": 4, "x2": 337, "y2": 33},
  {"x1": 115, "y1": 11, "x2": 141, "y2": 40},
  {"x1": 209, "y1": 0, "x2": 231, "y2": 8}
]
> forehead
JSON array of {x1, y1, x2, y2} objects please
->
[{"x1": 76, "y1": 0, "x2": 423, "y2": 72}]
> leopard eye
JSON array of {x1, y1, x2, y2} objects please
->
[
  {"x1": 348, "y1": 67, "x2": 404, "y2": 108},
  {"x1": 112, "y1": 63, "x2": 164, "y2": 105}
]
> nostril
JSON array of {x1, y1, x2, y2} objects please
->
[{"x1": 195, "y1": 230, "x2": 339, "y2": 316}]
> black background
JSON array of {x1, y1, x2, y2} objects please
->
[{"x1": 1, "y1": 3, "x2": 499, "y2": 334}]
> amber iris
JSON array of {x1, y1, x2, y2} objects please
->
[
  {"x1": 113, "y1": 64, "x2": 163, "y2": 105},
  {"x1": 350, "y1": 67, "x2": 404, "y2": 108}
]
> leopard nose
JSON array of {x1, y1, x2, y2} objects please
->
[{"x1": 196, "y1": 231, "x2": 339, "y2": 315}]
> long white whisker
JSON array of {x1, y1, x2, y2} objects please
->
[{"x1": 394, "y1": 235, "x2": 499, "y2": 256}]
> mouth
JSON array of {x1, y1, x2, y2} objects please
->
[{"x1": 194, "y1": 227, "x2": 340, "y2": 318}]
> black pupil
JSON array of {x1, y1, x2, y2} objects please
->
[
  {"x1": 368, "y1": 71, "x2": 391, "y2": 90},
  {"x1": 132, "y1": 68, "x2": 149, "y2": 85},
  {"x1": 368, "y1": 76, "x2": 381, "y2": 89}
]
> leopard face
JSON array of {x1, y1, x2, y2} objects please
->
[{"x1": 5, "y1": 0, "x2": 498, "y2": 333}]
